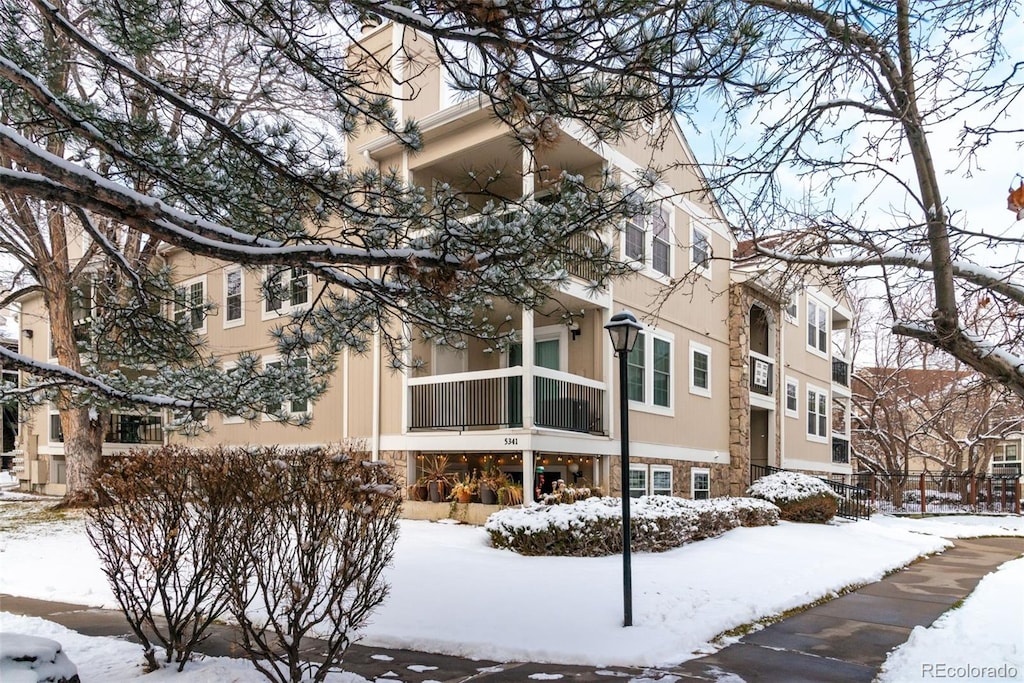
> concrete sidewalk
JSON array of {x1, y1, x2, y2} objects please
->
[{"x1": 2, "y1": 536, "x2": 1022, "y2": 682}]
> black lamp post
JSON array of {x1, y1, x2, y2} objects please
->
[{"x1": 605, "y1": 309, "x2": 642, "y2": 627}]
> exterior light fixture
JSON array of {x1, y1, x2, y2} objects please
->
[{"x1": 604, "y1": 309, "x2": 642, "y2": 627}]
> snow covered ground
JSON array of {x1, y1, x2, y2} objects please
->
[{"x1": 1, "y1": 494, "x2": 1022, "y2": 679}]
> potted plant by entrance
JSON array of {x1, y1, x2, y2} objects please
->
[
  {"x1": 422, "y1": 455, "x2": 453, "y2": 503},
  {"x1": 479, "y1": 463, "x2": 505, "y2": 505},
  {"x1": 450, "y1": 471, "x2": 478, "y2": 504},
  {"x1": 408, "y1": 481, "x2": 429, "y2": 501},
  {"x1": 497, "y1": 481, "x2": 524, "y2": 506}
]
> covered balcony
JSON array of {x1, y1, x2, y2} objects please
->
[
  {"x1": 49, "y1": 412, "x2": 163, "y2": 445},
  {"x1": 406, "y1": 295, "x2": 609, "y2": 436},
  {"x1": 408, "y1": 366, "x2": 605, "y2": 434}
]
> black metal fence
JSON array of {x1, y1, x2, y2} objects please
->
[
  {"x1": 749, "y1": 464, "x2": 871, "y2": 521},
  {"x1": 856, "y1": 471, "x2": 1021, "y2": 515}
]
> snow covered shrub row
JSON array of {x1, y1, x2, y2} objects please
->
[
  {"x1": 484, "y1": 496, "x2": 779, "y2": 556},
  {"x1": 747, "y1": 471, "x2": 840, "y2": 523},
  {"x1": 89, "y1": 444, "x2": 401, "y2": 683}
]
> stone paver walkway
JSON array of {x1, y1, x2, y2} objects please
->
[{"x1": 2, "y1": 536, "x2": 1022, "y2": 682}]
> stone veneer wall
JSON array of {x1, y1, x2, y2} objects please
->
[
  {"x1": 608, "y1": 456, "x2": 732, "y2": 498},
  {"x1": 727, "y1": 284, "x2": 752, "y2": 496},
  {"x1": 378, "y1": 450, "x2": 410, "y2": 491},
  {"x1": 727, "y1": 283, "x2": 784, "y2": 495}
]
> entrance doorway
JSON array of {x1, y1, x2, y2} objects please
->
[{"x1": 750, "y1": 407, "x2": 770, "y2": 469}]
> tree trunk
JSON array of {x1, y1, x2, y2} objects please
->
[{"x1": 60, "y1": 407, "x2": 104, "y2": 505}]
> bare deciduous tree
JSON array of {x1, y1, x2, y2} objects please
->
[{"x1": 219, "y1": 444, "x2": 401, "y2": 683}]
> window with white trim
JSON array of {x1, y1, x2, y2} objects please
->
[
  {"x1": 807, "y1": 299, "x2": 828, "y2": 354},
  {"x1": 651, "y1": 208, "x2": 671, "y2": 276},
  {"x1": 264, "y1": 356, "x2": 310, "y2": 418},
  {"x1": 994, "y1": 443, "x2": 1020, "y2": 463},
  {"x1": 807, "y1": 385, "x2": 828, "y2": 440},
  {"x1": 50, "y1": 278, "x2": 97, "y2": 358},
  {"x1": 784, "y1": 293, "x2": 798, "y2": 324},
  {"x1": 627, "y1": 330, "x2": 674, "y2": 409},
  {"x1": 785, "y1": 377, "x2": 799, "y2": 418},
  {"x1": 691, "y1": 468, "x2": 710, "y2": 500},
  {"x1": 623, "y1": 202, "x2": 673, "y2": 278},
  {"x1": 172, "y1": 407, "x2": 208, "y2": 432},
  {"x1": 627, "y1": 332, "x2": 645, "y2": 402},
  {"x1": 689, "y1": 341, "x2": 711, "y2": 397},
  {"x1": 628, "y1": 465, "x2": 648, "y2": 498},
  {"x1": 174, "y1": 277, "x2": 207, "y2": 332},
  {"x1": 691, "y1": 224, "x2": 711, "y2": 273},
  {"x1": 224, "y1": 268, "x2": 244, "y2": 327},
  {"x1": 651, "y1": 465, "x2": 673, "y2": 496},
  {"x1": 624, "y1": 214, "x2": 645, "y2": 263},
  {"x1": 263, "y1": 267, "x2": 310, "y2": 317},
  {"x1": 221, "y1": 361, "x2": 244, "y2": 424},
  {"x1": 47, "y1": 404, "x2": 61, "y2": 443}
]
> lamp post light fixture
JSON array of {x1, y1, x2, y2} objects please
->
[{"x1": 604, "y1": 309, "x2": 642, "y2": 627}]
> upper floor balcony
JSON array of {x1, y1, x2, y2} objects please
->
[
  {"x1": 832, "y1": 435, "x2": 850, "y2": 464},
  {"x1": 405, "y1": 296, "x2": 608, "y2": 437},
  {"x1": 49, "y1": 412, "x2": 163, "y2": 445},
  {"x1": 408, "y1": 366, "x2": 605, "y2": 435},
  {"x1": 832, "y1": 356, "x2": 850, "y2": 387}
]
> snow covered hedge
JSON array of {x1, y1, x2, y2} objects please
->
[
  {"x1": 747, "y1": 471, "x2": 840, "y2": 523},
  {"x1": 484, "y1": 496, "x2": 779, "y2": 556}
]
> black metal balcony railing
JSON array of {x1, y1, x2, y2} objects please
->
[
  {"x1": 832, "y1": 358, "x2": 850, "y2": 386},
  {"x1": 408, "y1": 369, "x2": 606, "y2": 435},
  {"x1": 749, "y1": 354, "x2": 774, "y2": 396},
  {"x1": 409, "y1": 375, "x2": 523, "y2": 431},
  {"x1": 49, "y1": 413, "x2": 163, "y2": 444},
  {"x1": 832, "y1": 436, "x2": 850, "y2": 464},
  {"x1": 534, "y1": 375, "x2": 604, "y2": 434},
  {"x1": 565, "y1": 233, "x2": 604, "y2": 283}
]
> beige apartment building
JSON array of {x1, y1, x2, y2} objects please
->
[{"x1": 10, "y1": 22, "x2": 853, "y2": 504}]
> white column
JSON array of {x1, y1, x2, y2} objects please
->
[
  {"x1": 522, "y1": 450, "x2": 534, "y2": 506},
  {"x1": 401, "y1": 321, "x2": 412, "y2": 434},
  {"x1": 371, "y1": 328, "x2": 381, "y2": 462},
  {"x1": 522, "y1": 307, "x2": 535, "y2": 429},
  {"x1": 602, "y1": 307, "x2": 615, "y2": 440},
  {"x1": 342, "y1": 349, "x2": 350, "y2": 439}
]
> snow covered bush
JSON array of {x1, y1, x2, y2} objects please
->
[
  {"x1": 0, "y1": 633, "x2": 80, "y2": 682},
  {"x1": 747, "y1": 472, "x2": 840, "y2": 523},
  {"x1": 485, "y1": 496, "x2": 778, "y2": 556}
]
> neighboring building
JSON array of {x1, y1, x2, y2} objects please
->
[
  {"x1": 12, "y1": 23, "x2": 853, "y2": 500},
  {"x1": 990, "y1": 435, "x2": 1022, "y2": 476},
  {"x1": 852, "y1": 366, "x2": 1023, "y2": 476},
  {"x1": 729, "y1": 244, "x2": 855, "y2": 490},
  {"x1": 1, "y1": 316, "x2": 18, "y2": 471}
]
